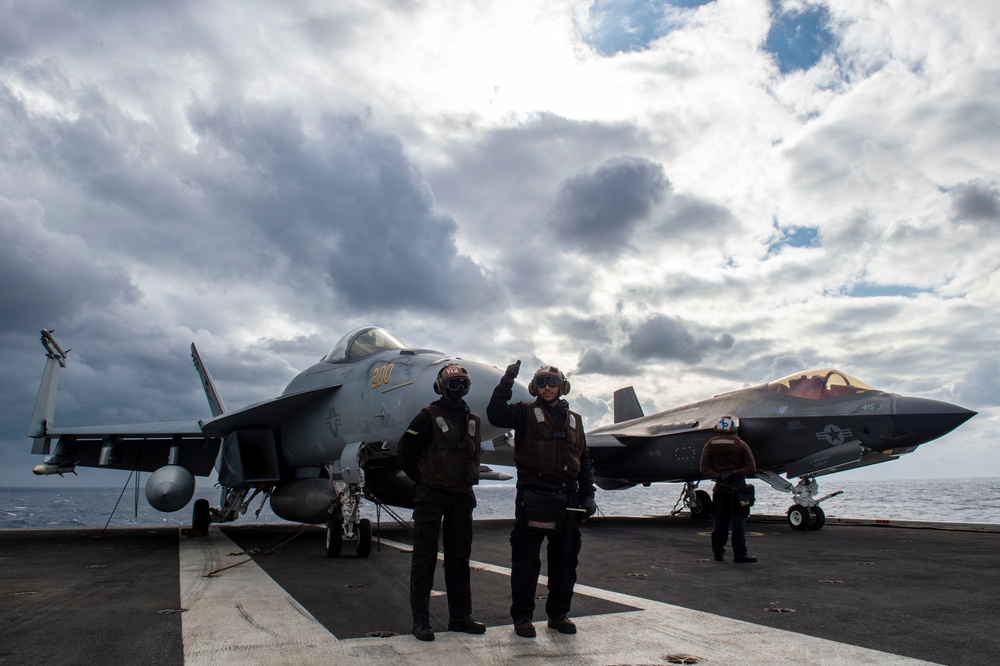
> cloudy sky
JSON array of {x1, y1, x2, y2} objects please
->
[{"x1": 2, "y1": 0, "x2": 998, "y2": 490}]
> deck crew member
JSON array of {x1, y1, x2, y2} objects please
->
[
  {"x1": 398, "y1": 364, "x2": 487, "y2": 641},
  {"x1": 699, "y1": 415, "x2": 758, "y2": 563},
  {"x1": 487, "y1": 361, "x2": 597, "y2": 638}
]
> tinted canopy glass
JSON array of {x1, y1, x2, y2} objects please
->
[
  {"x1": 767, "y1": 369, "x2": 877, "y2": 400},
  {"x1": 324, "y1": 327, "x2": 408, "y2": 363}
]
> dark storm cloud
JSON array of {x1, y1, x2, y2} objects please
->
[
  {"x1": 575, "y1": 313, "x2": 736, "y2": 376},
  {"x1": 185, "y1": 100, "x2": 502, "y2": 313},
  {"x1": 551, "y1": 156, "x2": 669, "y2": 256},
  {"x1": 623, "y1": 313, "x2": 735, "y2": 362},
  {"x1": 428, "y1": 112, "x2": 654, "y2": 220},
  {"x1": 0, "y1": 199, "x2": 140, "y2": 335},
  {"x1": 950, "y1": 179, "x2": 1000, "y2": 225},
  {"x1": 575, "y1": 346, "x2": 639, "y2": 376},
  {"x1": 559, "y1": 314, "x2": 613, "y2": 346},
  {"x1": 657, "y1": 194, "x2": 736, "y2": 238}
]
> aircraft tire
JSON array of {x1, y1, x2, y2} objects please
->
[
  {"x1": 807, "y1": 505, "x2": 826, "y2": 530},
  {"x1": 192, "y1": 498, "x2": 210, "y2": 533},
  {"x1": 356, "y1": 518, "x2": 372, "y2": 558},
  {"x1": 787, "y1": 505, "x2": 810, "y2": 531},
  {"x1": 326, "y1": 517, "x2": 344, "y2": 558},
  {"x1": 690, "y1": 490, "x2": 713, "y2": 520}
]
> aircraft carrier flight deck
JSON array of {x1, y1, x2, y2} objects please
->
[{"x1": 1, "y1": 514, "x2": 997, "y2": 666}]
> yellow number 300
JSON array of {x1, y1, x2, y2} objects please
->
[{"x1": 370, "y1": 363, "x2": 395, "y2": 389}]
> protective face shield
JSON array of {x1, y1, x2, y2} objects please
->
[
  {"x1": 528, "y1": 365, "x2": 571, "y2": 397},
  {"x1": 715, "y1": 415, "x2": 737, "y2": 434},
  {"x1": 434, "y1": 364, "x2": 471, "y2": 397}
]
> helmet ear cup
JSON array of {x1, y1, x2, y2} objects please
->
[
  {"x1": 561, "y1": 379, "x2": 571, "y2": 396},
  {"x1": 528, "y1": 382, "x2": 538, "y2": 397}
]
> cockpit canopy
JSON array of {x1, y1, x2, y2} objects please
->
[
  {"x1": 324, "y1": 327, "x2": 408, "y2": 363},
  {"x1": 767, "y1": 369, "x2": 878, "y2": 400}
]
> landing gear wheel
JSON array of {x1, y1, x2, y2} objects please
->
[
  {"x1": 807, "y1": 505, "x2": 826, "y2": 530},
  {"x1": 355, "y1": 518, "x2": 372, "y2": 558},
  {"x1": 690, "y1": 489, "x2": 712, "y2": 520},
  {"x1": 326, "y1": 516, "x2": 344, "y2": 558},
  {"x1": 787, "y1": 505, "x2": 810, "y2": 531},
  {"x1": 192, "y1": 498, "x2": 210, "y2": 533}
]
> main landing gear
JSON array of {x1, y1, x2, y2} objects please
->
[
  {"x1": 671, "y1": 481, "x2": 713, "y2": 520},
  {"x1": 755, "y1": 471, "x2": 842, "y2": 531}
]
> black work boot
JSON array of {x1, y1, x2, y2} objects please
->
[
  {"x1": 448, "y1": 615, "x2": 486, "y2": 634},
  {"x1": 412, "y1": 621, "x2": 435, "y2": 641},
  {"x1": 513, "y1": 618, "x2": 536, "y2": 638},
  {"x1": 547, "y1": 615, "x2": 577, "y2": 634}
]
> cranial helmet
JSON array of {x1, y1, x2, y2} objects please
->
[
  {"x1": 434, "y1": 363, "x2": 471, "y2": 396},
  {"x1": 529, "y1": 365, "x2": 571, "y2": 397},
  {"x1": 715, "y1": 415, "x2": 737, "y2": 434}
]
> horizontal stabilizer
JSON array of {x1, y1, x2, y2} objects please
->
[
  {"x1": 586, "y1": 433, "x2": 629, "y2": 448},
  {"x1": 613, "y1": 386, "x2": 644, "y2": 423}
]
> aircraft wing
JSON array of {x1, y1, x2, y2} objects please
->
[
  {"x1": 36, "y1": 386, "x2": 340, "y2": 477},
  {"x1": 588, "y1": 419, "x2": 703, "y2": 448},
  {"x1": 200, "y1": 386, "x2": 339, "y2": 435},
  {"x1": 47, "y1": 421, "x2": 208, "y2": 437}
]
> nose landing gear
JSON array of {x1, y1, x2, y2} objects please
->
[{"x1": 756, "y1": 471, "x2": 841, "y2": 531}]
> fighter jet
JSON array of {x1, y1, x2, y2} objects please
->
[
  {"x1": 27, "y1": 327, "x2": 528, "y2": 555},
  {"x1": 584, "y1": 368, "x2": 976, "y2": 530}
]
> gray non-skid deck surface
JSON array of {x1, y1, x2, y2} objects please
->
[{"x1": 2, "y1": 516, "x2": 998, "y2": 665}]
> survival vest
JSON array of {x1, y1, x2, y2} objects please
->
[
  {"x1": 514, "y1": 401, "x2": 585, "y2": 482},
  {"x1": 417, "y1": 405, "x2": 483, "y2": 492}
]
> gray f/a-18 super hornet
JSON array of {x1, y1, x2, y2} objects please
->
[
  {"x1": 584, "y1": 369, "x2": 976, "y2": 530},
  {"x1": 27, "y1": 327, "x2": 529, "y2": 555}
]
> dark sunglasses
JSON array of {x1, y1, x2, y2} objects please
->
[
  {"x1": 533, "y1": 375, "x2": 562, "y2": 388},
  {"x1": 446, "y1": 377, "x2": 470, "y2": 390}
]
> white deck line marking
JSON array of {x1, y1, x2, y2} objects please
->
[{"x1": 181, "y1": 530, "x2": 939, "y2": 665}]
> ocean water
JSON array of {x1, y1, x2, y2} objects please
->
[{"x1": 2, "y1": 477, "x2": 998, "y2": 529}]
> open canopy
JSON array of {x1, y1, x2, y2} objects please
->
[
  {"x1": 767, "y1": 369, "x2": 878, "y2": 400},
  {"x1": 323, "y1": 326, "x2": 408, "y2": 363}
]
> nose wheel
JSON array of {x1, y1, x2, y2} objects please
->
[
  {"x1": 325, "y1": 482, "x2": 374, "y2": 558},
  {"x1": 786, "y1": 504, "x2": 825, "y2": 530},
  {"x1": 757, "y1": 471, "x2": 839, "y2": 531}
]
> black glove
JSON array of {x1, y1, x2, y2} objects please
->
[
  {"x1": 582, "y1": 495, "x2": 598, "y2": 517},
  {"x1": 723, "y1": 474, "x2": 737, "y2": 485},
  {"x1": 502, "y1": 359, "x2": 521, "y2": 386}
]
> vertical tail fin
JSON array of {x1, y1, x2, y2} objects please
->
[
  {"x1": 191, "y1": 343, "x2": 227, "y2": 417},
  {"x1": 613, "y1": 386, "x2": 644, "y2": 423},
  {"x1": 28, "y1": 330, "x2": 70, "y2": 452}
]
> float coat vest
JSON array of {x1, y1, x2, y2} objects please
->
[
  {"x1": 514, "y1": 402, "x2": 585, "y2": 482},
  {"x1": 417, "y1": 405, "x2": 483, "y2": 492}
]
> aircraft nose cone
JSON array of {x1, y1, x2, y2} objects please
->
[{"x1": 890, "y1": 396, "x2": 977, "y2": 445}]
